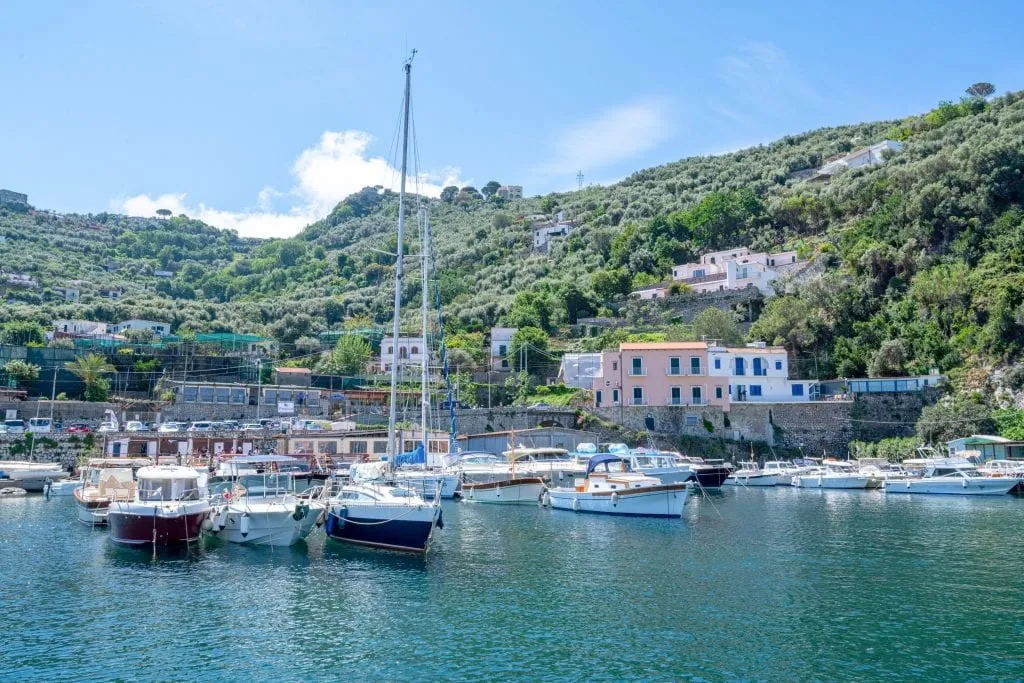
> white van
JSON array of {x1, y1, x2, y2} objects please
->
[
  {"x1": 4, "y1": 419, "x2": 26, "y2": 434},
  {"x1": 27, "y1": 417, "x2": 53, "y2": 434}
]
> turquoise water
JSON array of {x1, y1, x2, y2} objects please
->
[{"x1": 2, "y1": 488, "x2": 1023, "y2": 681}]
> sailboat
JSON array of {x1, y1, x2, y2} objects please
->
[
  {"x1": 323, "y1": 53, "x2": 443, "y2": 553},
  {"x1": 461, "y1": 426, "x2": 546, "y2": 505}
]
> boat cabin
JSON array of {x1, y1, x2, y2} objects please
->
[
  {"x1": 576, "y1": 454, "x2": 661, "y2": 492},
  {"x1": 136, "y1": 466, "x2": 204, "y2": 502},
  {"x1": 507, "y1": 447, "x2": 570, "y2": 463}
]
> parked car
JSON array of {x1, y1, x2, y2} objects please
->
[
  {"x1": 125, "y1": 421, "x2": 149, "y2": 432},
  {"x1": 4, "y1": 419, "x2": 26, "y2": 434},
  {"x1": 188, "y1": 421, "x2": 213, "y2": 432},
  {"x1": 0, "y1": 424, "x2": 7, "y2": 434},
  {"x1": 27, "y1": 417, "x2": 53, "y2": 434},
  {"x1": 66, "y1": 423, "x2": 91, "y2": 434},
  {"x1": 157, "y1": 422, "x2": 185, "y2": 433},
  {"x1": 220, "y1": 420, "x2": 240, "y2": 431},
  {"x1": 97, "y1": 422, "x2": 118, "y2": 433},
  {"x1": 240, "y1": 423, "x2": 264, "y2": 432}
]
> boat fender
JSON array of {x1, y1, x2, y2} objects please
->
[
  {"x1": 316, "y1": 509, "x2": 327, "y2": 527},
  {"x1": 611, "y1": 492, "x2": 619, "y2": 507},
  {"x1": 436, "y1": 510, "x2": 444, "y2": 529},
  {"x1": 962, "y1": 478, "x2": 968, "y2": 488},
  {"x1": 201, "y1": 517, "x2": 214, "y2": 532},
  {"x1": 495, "y1": 484, "x2": 501, "y2": 498},
  {"x1": 214, "y1": 507, "x2": 228, "y2": 531},
  {"x1": 240, "y1": 512, "x2": 251, "y2": 538},
  {"x1": 572, "y1": 497, "x2": 580, "y2": 512},
  {"x1": 292, "y1": 504, "x2": 308, "y2": 521}
]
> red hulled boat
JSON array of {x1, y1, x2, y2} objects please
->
[{"x1": 106, "y1": 465, "x2": 210, "y2": 546}]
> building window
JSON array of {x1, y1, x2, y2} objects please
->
[
  {"x1": 318, "y1": 441, "x2": 338, "y2": 455},
  {"x1": 694, "y1": 268, "x2": 705, "y2": 277},
  {"x1": 670, "y1": 387, "x2": 681, "y2": 405},
  {"x1": 351, "y1": 441, "x2": 368, "y2": 454},
  {"x1": 399, "y1": 347, "x2": 408, "y2": 359},
  {"x1": 596, "y1": 390, "x2": 603, "y2": 405},
  {"x1": 231, "y1": 388, "x2": 247, "y2": 404},
  {"x1": 669, "y1": 357, "x2": 681, "y2": 375},
  {"x1": 182, "y1": 386, "x2": 198, "y2": 403},
  {"x1": 632, "y1": 387, "x2": 644, "y2": 405},
  {"x1": 750, "y1": 385, "x2": 762, "y2": 397},
  {"x1": 791, "y1": 384, "x2": 804, "y2": 397},
  {"x1": 612, "y1": 361, "x2": 618, "y2": 372},
  {"x1": 373, "y1": 441, "x2": 388, "y2": 453},
  {"x1": 685, "y1": 415, "x2": 699, "y2": 426},
  {"x1": 715, "y1": 386, "x2": 723, "y2": 399},
  {"x1": 630, "y1": 358, "x2": 644, "y2": 376},
  {"x1": 714, "y1": 358, "x2": 721, "y2": 370},
  {"x1": 498, "y1": 344, "x2": 507, "y2": 356},
  {"x1": 691, "y1": 386, "x2": 702, "y2": 405},
  {"x1": 775, "y1": 360, "x2": 783, "y2": 371},
  {"x1": 198, "y1": 387, "x2": 215, "y2": 403},
  {"x1": 612, "y1": 389, "x2": 619, "y2": 404},
  {"x1": 385, "y1": 346, "x2": 392, "y2": 355},
  {"x1": 411, "y1": 346, "x2": 419, "y2": 355},
  {"x1": 690, "y1": 357, "x2": 701, "y2": 375},
  {"x1": 501, "y1": 359, "x2": 509, "y2": 369}
]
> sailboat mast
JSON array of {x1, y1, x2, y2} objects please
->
[
  {"x1": 388, "y1": 54, "x2": 414, "y2": 458},
  {"x1": 420, "y1": 206, "x2": 431, "y2": 459}
]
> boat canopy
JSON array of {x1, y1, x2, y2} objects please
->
[
  {"x1": 606, "y1": 443, "x2": 630, "y2": 454},
  {"x1": 395, "y1": 444, "x2": 425, "y2": 467},
  {"x1": 587, "y1": 454, "x2": 632, "y2": 475},
  {"x1": 574, "y1": 443, "x2": 598, "y2": 454}
]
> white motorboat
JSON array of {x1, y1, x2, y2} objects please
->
[
  {"x1": 725, "y1": 461, "x2": 779, "y2": 487},
  {"x1": 0, "y1": 461, "x2": 68, "y2": 492},
  {"x1": 393, "y1": 467, "x2": 461, "y2": 499},
  {"x1": 544, "y1": 454, "x2": 689, "y2": 517},
  {"x1": 793, "y1": 460, "x2": 882, "y2": 489},
  {"x1": 627, "y1": 450, "x2": 696, "y2": 485},
  {"x1": 45, "y1": 478, "x2": 81, "y2": 497},
  {"x1": 106, "y1": 465, "x2": 211, "y2": 546},
  {"x1": 976, "y1": 459, "x2": 1024, "y2": 491},
  {"x1": 506, "y1": 447, "x2": 587, "y2": 485},
  {"x1": 760, "y1": 460, "x2": 813, "y2": 486},
  {"x1": 73, "y1": 459, "x2": 148, "y2": 525},
  {"x1": 885, "y1": 459, "x2": 1019, "y2": 496},
  {"x1": 207, "y1": 456, "x2": 326, "y2": 547},
  {"x1": 452, "y1": 451, "x2": 513, "y2": 485},
  {"x1": 461, "y1": 447, "x2": 546, "y2": 505}
]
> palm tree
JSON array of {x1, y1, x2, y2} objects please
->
[{"x1": 65, "y1": 354, "x2": 116, "y2": 401}]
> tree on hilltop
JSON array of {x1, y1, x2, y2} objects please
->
[
  {"x1": 482, "y1": 181, "x2": 501, "y2": 198},
  {"x1": 440, "y1": 186, "x2": 458, "y2": 203},
  {"x1": 965, "y1": 82, "x2": 995, "y2": 99}
]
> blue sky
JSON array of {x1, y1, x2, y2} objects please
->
[{"x1": 2, "y1": 0, "x2": 1023, "y2": 238}]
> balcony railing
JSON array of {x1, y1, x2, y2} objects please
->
[
  {"x1": 630, "y1": 398, "x2": 648, "y2": 406},
  {"x1": 628, "y1": 368, "x2": 647, "y2": 377}
]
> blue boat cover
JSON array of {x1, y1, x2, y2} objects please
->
[
  {"x1": 587, "y1": 454, "x2": 631, "y2": 474},
  {"x1": 395, "y1": 444, "x2": 426, "y2": 467}
]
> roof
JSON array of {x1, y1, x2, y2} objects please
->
[
  {"x1": 719, "y1": 346, "x2": 787, "y2": 354},
  {"x1": 619, "y1": 342, "x2": 708, "y2": 351},
  {"x1": 947, "y1": 435, "x2": 1012, "y2": 446},
  {"x1": 223, "y1": 455, "x2": 301, "y2": 464},
  {"x1": 275, "y1": 367, "x2": 312, "y2": 374}
]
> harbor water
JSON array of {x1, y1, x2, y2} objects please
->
[{"x1": 2, "y1": 488, "x2": 1023, "y2": 680}]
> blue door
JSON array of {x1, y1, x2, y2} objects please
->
[
  {"x1": 735, "y1": 357, "x2": 745, "y2": 376},
  {"x1": 753, "y1": 357, "x2": 762, "y2": 376}
]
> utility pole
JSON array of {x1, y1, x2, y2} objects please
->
[
  {"x1": 256, "y1": 359, "x2": 262, "y2": 422},
  {"x1": 576, "y1": 170, "x2": 584, "y2": 191},
  {"x1": 49, "y1": 365, "x2": 57, "y2": 420}
]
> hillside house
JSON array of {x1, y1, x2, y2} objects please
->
[
  {"x1": 273, "y1": 367, "x2": 313, "y2": 387},
  {"x1": 154, "y1": 270, "x2": 174, "y2": 278},
  {"x1": 490, "y1": 327, "x2": 517, "y2": 372},
  {"x1": 559, "y1": 353, "x2": 603, "y2": 389},
  {"x1": 5, "y1": 273, "x2": 38, "y2": 289},
  {"x1": 533, "y1": 222, "x2": 574, "y2": 252},
  {"x1": 379, "y1": 336, "x2": 428, "y2": 372},
  {"x1": 670, "y1": 247, "x2": 805, "y2": 295},
  {"x1": 98, "y1": 288, "x2": 122, "y2": 300},
  {"x1": 632, "y1": 284, "x2": 668, "y2": 300},
  {"x1": 110, "y1": 319, "x2": 171, "y2": 337},
  {"x1": 810, "y1": 140, "x2": 903, "y2": 181},
  {"x1": 708, "y1": 342, "x2": 811, "y2": 402},
  {"x1": 53, "y1": 319, "x2": 109, "y2": 337}
]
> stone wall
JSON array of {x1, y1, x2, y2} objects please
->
[
  {"x1": 1, "y1": 400, "x2": 122, "y2": 423},
  {"x1": 850, "y1": 389, "x2": 941, "y2": 441},
  {"x1": 592, "y1": 405, "x2": 726, "y2": 438},
  {"x1": 356, "y1": 407, "x2": 579, "y2": 435},
  {"x1": 623, "y1": 287, "x2": 762, "y2": 326},
  {"x1": 0, "y1": 434, "x2": 98, "y2": 470}
]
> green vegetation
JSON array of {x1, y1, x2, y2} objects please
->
[
  {"x1": 3, "y1": 359, "x2": 40, "y2": 383},
  {"x1": 65, "y1": 353, "x2": 116, "y2": 401}
]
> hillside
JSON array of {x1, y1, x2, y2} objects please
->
[{"x1": 3, "y1": 89, "x2": 1024, "y2": 412}]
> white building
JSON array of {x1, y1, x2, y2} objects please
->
[
  {"x1": 671, "y1": 247, "x2": 803, "y2": 295},
  {"x1": 380, "y1": 336, "x2": 428, "y2": 372},
  {"x1": 497, "y1": 185, "x2": 522, "y2": 200},
  {"x1": 154, "y1": 270, "x2": 174, "y2": 278},
  {"x1": 6, "y1": 273, "x2": 38, "y2": 288},
  {"x1": 490, "y1": 327, "x2": 517, "y2": 372},
  {"x1": 533, "y1": 222, "x2": 574, "y2": 252},
  {"x1": 813, "y1": 140, "x2": 903, "y2": 180},
  {"x1": 632, "y1": 284, "x2": 668, "y2": 300},
  {"x1": 559, "y1": 353, "x2": 603, "y2": 389},
  {"x1": 61, "y1": 287, "x2": 80, "y2": 303},
  {"x1": 110, "y1": 319, "x2": 171, "y2": 337},
  {"x1": 708, "y1": 342, "x2": 811, "y2": 402},
  {"x1": 53, "y1": 320, "x2": 108, "y2": 337}
]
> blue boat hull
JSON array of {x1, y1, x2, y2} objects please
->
[{"x1": 324, "y1": 511, "x2": 439, "y2": 553}]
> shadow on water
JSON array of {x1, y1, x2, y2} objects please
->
[
  {"x1": 318, "y1": 535, "x2": 431, "y2": 573},
  {"x1": 102, "y1": 538, "x2": 213, "y2": 567}
]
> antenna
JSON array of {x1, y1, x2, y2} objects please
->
[{"x1": 576, "y1": 170, "x2": 584, "y2": 191}]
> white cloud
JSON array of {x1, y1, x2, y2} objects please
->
[
  {"x1": 112, "y1": 130, "x2": 466, "y2": 239},
  {"x1": 535, "y1": 99, "x2": 673, "y2": 176}
]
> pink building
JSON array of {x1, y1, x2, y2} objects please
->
[{"x1": 592, "y1": 342, "x2": 730, "y2": 410}]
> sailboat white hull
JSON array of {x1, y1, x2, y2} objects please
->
[
  {"x1": 726, "y1": 473, "x2": 780, "y2": 487},
  {"x1": 793, "y1": 474, "x2": 879, "y2": 489},
  {"x1": 462, "y1": 478, "x2": 545, "y2": 505}
]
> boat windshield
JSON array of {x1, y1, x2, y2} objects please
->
[
  {"x1": 459, "y1": 454, "x2": 502, "y2": 465},
  {"x1": 237, "y1": 473, "x2": 294, "y2": 497},
  {"x1": 138, "y1": 477, "x2": 200, "y2": 502},
  {"x1": 633, "y1": 455, "x2": 673, "y2": 468}
]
